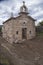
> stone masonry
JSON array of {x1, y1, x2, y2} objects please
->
[{"x1": 2, "y1": 1, "x2": 36, "y2": 43}]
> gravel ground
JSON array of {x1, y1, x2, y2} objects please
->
[{"x1": 0, "y1": 36, "x2": 43, "y2": 65}]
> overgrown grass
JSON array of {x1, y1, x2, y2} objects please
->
[
  {"x1": 37, "y1": 32, "x2": 43, "y2": 36},
  {"x1": 0, "y1": 54, "x2": 9, "y2": 65}
]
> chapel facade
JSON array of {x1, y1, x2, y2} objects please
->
[{"x1": 2, "y1": 1, "x2": 36, "y2": 43}]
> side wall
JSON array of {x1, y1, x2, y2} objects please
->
[{"x1": 2, "y1": 19, "x2": 14, "y2": 43}]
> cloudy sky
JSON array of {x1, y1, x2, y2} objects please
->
[{"x1": 0, "y1": 0, "x2": 43, "y2": 25}]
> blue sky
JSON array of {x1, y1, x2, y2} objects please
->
[{"x1": 0, "y1": 0, "x2": 43, "y2": 25}]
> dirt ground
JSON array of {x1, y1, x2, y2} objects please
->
[{"x1": 0, "y1": 35, "x2": 43, "y2": 65}]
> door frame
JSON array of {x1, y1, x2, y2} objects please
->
[{"x1": 22, "y1": 28, "x2": 27, "y2": 39}]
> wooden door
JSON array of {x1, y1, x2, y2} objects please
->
[{"x1": 22, "y1": 28, "x2": 27, "y2": 39}]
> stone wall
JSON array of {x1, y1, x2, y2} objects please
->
[
  {"x1": 2, "y1": 14, "x2": 36, "y2": 43},
  {"x1": 2, "y1": 19, "x2": 14, "y2": 44}
]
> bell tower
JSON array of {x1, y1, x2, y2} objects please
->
[{"x1": 19, "y1": 1, "x2": 28, "y2": 14}]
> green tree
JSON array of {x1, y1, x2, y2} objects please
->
[{"x1": 39, "y1": 21, "x2": 43, "y2": 26}]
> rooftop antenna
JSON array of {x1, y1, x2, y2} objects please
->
[
  {"x1": 10, "y1": 6, "x2": 14, "y2": 17},
  {"x1": 10, "y1": 12, "x2": 13, "y2": 18}
]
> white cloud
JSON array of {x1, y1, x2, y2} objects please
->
[
  {"x1": 31, "y1": 9, "x2": 43, "y2": 17},
  {"x1": 0, "y1": 0, "x2": 43, "y2": 25},
  {"x1": 37, "y1": 18, "x2": 43, "y2": 22},
  {"x1": 33, "y1": 7, "x2": 42, "y2": 12},
  {"x1": 24, "y1": 0, "x2": 43, "y2": 7},
  {"x1": 35, "y1": 18, "x2": 43, "y2": 25}
]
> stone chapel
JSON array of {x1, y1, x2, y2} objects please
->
[{"x1": 2, "y1": 1, "x2": 36, "y2": 43}]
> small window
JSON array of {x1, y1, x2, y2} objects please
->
[
  {"x1": 23, "y1": 22, "x2": 25, "y2": 24},
  {"x1": 29, "y1": 31, "x2": 31, "y2": 34},
  {"x1": 16, "y1": 31, "x2": 18, "y2": 34}
]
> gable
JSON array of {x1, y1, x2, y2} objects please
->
[
  {"x1": 28, "y1": 16, "x2": 36, "y2": 21},
  {"x1": 3, "y1": 13, "x2": 36, "y2": 25},
  {"x1": 3, "y1": 17, "x2": 15, "y2": 24},
  {"x1": 14, "y1": 13, "x2": 36, "y2": 21}
]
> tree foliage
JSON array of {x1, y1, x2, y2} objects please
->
[
  {"x1": 39, "y1": 21, "x2": 43, "y2": 26},
  {"x1": 0, "y1": 25, "x2": 2, "y2": 32}
]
